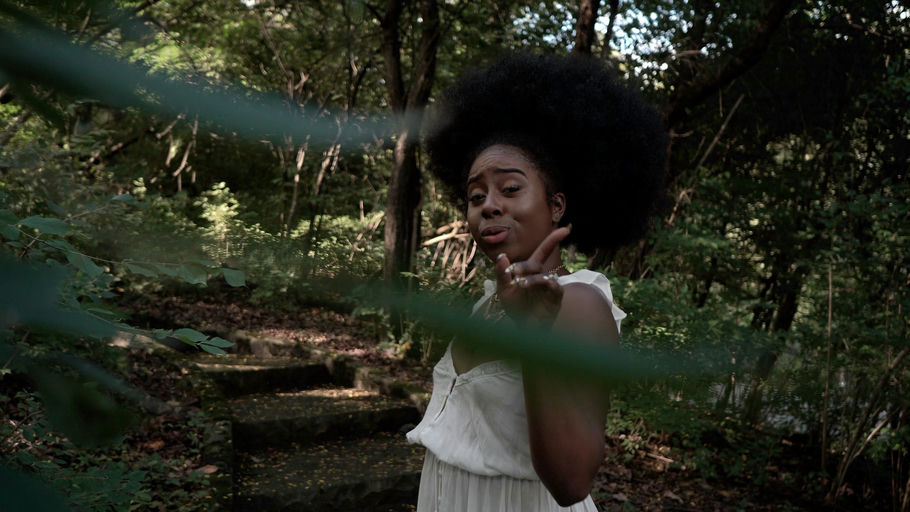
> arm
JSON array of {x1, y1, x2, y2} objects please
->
[
  {"x1": 523, "y1": 282, "x2": 618, "y2": 506},
  {"x1": 493, "y1": 227, "x2": 616, "y2": 505}
]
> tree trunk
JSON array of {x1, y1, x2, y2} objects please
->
[
  {"x1": 572, "y1": 0, "x2": 600, "y2": 55},
  {"x1": 383, "y1": 131, "x2": 422, "y2": 285},
  {"x1": 379, "y1": 0, "x2": 440, "y2": 289},
  {"x1": 742, "y1": 271, "x2": 803, "y2": 425}
]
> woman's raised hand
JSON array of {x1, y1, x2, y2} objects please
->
[{"x1": 494, "y1": 226, "x2": 571, "y2": 324}]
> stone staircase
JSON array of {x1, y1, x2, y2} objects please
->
[{"x1": 189, "y1": 332, "x2": 428, "y2": 512}]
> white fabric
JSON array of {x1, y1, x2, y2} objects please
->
[
  {"x1": 406, "y1": 269, "x2": 625, "y2": 512},
  {"x1": 416, "y1": 450, "x2": 598, "y2": 512}
]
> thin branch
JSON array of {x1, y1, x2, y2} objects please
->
[
  {"x1": 664, "y1": 0, "x2": 797, "y2": 128},
  {"x1": 599, "y1": 0, "x2": 619, "y2": 59}
]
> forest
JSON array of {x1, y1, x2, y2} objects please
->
[{"x1": 0, "y1": 0, "x2": 907, "y2": 510}]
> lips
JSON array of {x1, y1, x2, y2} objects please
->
[{"x1": 480, "y1": 226, "x2": 509, "y2": 245}]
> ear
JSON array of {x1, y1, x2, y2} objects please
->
[{"x1": 549, "y1": 192, "x2": 566, "y2": 225}]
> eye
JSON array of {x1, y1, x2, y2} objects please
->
[
  {"x1": 468, "y1": 192, "x2": 485, "y2": 203},
  {"x1": 503, "y1": 184, "x2": 521, "y2": 194}
]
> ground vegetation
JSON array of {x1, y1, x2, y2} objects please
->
[{"x1": 0, "y1": 0, "x2": 907, "y2": 509}]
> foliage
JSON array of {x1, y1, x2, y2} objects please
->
[
  {"x1": 0, "y1": 0, "x2": 907, "y2": 508},
  {"x1": 1, "y1": 389, "x2": 211, "y2": 511}
]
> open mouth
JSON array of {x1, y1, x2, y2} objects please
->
[{"x1": 480, "y1": 226, "x2": 508, "y2": 245}]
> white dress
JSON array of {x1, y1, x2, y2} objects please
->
[{"x1": 406, "y1": 270, "x2": 626, "y2": 512}]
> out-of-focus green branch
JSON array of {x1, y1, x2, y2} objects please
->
[{"x1": 0, "y1": 0, "x2": 400, "y2": 147}]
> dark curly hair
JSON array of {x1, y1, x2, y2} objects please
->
[{"x1": 424, "y1": 53, "x2": 668, "y2": 255}]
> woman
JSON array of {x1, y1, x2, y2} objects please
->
[{"x1": 406, "y1": 53, "x2": 667, "y2": 511}]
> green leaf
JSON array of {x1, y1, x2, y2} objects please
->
[
  {"x1": 0, "y1": 21, "x2": 385, "y2": 148},
  {"x1": 44, "y1": 238, "x2": 76, "y2": 253},
  {"x1": 125, "y1": 262, "x2": 157, "y2": 278},
  {"x1": 202, "y1": 336, "x2": 233, "y2": 348},
  {"x1": 178, "y1": 263, "x2": 208, "y2": 285},
  {"x1": 0, "y1": 209, "x2": 17, "y2": 224},
  {"x1": 110, "y1": 193, "x2": 133, "y2": 202},
  {"x1": 153, "y1": 263, "x2": 178, "y2": 277},
  {"x1": 152, "y1": 329, "x2": 169, "y2": 340},
  {"x1": 173, "y1": 328, "x2": 207, "y2": 344},
  {"x1": 0, "y1": 224, "x2": 18, "y2": 241},
  {"x1": 85, "y1": 307, "x2": 117, "y2": 319},
  {"x1": 18, "y1": 215, "x2": 70, "y2": 235},
  {"x1": 65, "y1": 251, "x2": 104, "y2": 278},
  {"x1": 45, "y1": 200, "x2": 65, "y2": 217},
  {"x1": 0, "y1": 258, "x2": 113, "y2": 338},
  {"x1": 0, "y1": 210, "x2": 18, "y2": 240},
  {"x1": 199, "y1": 344, "x2": 226, "y2": 355},
  {"x1": 220, "y1": 268, "x2": 246, "y2": 287},
  {"x1": 33, "y1": 369, "x2": 134, "y2": 447},
  {"x1": 0, "y1": 467, "x2": 71, "y2": 512}
]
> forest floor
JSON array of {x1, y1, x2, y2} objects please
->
[{"x1": 118, "y1": 288, "x2": 850, "y2": 512}]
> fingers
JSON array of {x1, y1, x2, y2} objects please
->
[
  {"x1": 494, "y1": 252, "x2": 511, "y2": 290},
  {"x1": 528, "y1": 225, "x2": 571, "y2": 266},
  {"x1": 506, "y1": 259, "x2": 544, "y2": 279},
  {"x1": 511, "y1": 273, "x2": 563, "y2": 294}
]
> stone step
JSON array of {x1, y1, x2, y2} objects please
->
[
  {"x1": 234, "y1": 431, "x2": 424, "y2": 512},
  {"x1": 194, "y1": 356, "x2": 332, "y2": 398},
  {"x1": 230, "y1": 387, "x2": 421, "y2": 450}
]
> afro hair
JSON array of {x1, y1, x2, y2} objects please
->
[{"x1": 424, "y1": 52, "x2": 668, "y2": 255}]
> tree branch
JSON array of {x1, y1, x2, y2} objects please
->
[
  {"x1": 379, "y1": 0, "x2": 406, "y2": 111},
  {"x1": 405, "y1": 0, "x2": 440, "y2": 109},
  {"x1": 599, "y1": 0, "x2": 619, "y2": 59},
  {"x1": 664, "y1": 0, "x2": 797, "y2": 128}
]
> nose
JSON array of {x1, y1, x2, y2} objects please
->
[{"x1": 481, "y1": 194, "x2": 501, "y2": 218}]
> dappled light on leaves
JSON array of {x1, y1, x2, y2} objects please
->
[{"x1": 0, "y1": 0, "x2": 907, "y2": 510}]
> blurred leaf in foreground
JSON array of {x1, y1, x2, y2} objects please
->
[
  {"x1": 0, "y1": 2, "x2": 393, "y2": 147},
  {"x1": 0, "y1": 467, "x2": 71, "y2": 512},
  {"x1": 0, "y1": 256, "x2": 113, "y2": 338}
]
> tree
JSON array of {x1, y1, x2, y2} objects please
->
[{"x1": 376, "y1": 0, "x2": 441, "y2": 295}]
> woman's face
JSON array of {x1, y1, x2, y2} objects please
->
[{"x1": 465, "y1": 144, "x2": 564, "y2": 263}]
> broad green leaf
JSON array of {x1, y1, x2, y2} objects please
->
[
  {"x1": 110, "y1": 193, "x2": 133, "y2": 202},
  {"x1": 44, "y1": 238, "x2": 76, "y2": 253},
  {"x1": 85, "y1": 307, "x2": 117, "y2": 319},
  {"x1": 0, "y1": 467, "x2": 71, "y2": 512},
  {"x1": 199, "y1": 344, "x2": 226, "y2": 356},
  {"x1": 0, "y1": 224, "x2": 18, "y2": 240},
  {"x1": 33, "y1": 368, "x2": 134, "y2": 447},
  {"x1": 173, "y1": 327, "x2": 207, "y2": 344},
  {"x1": 220, "y1": 268, "x2": 246, "y2": 287},
  {"x1": 153, "y1": 264, "x2": 178, "y2": 277},
  {"x1": 125, "y1": 262, "x2": 157, "y2": 278},
  {"x1": 45, "y1": 200, "x2": 65, "y2": 217},
  {"x1": 178, "y1": 263, "x2": 208, "y2": 285},
  {"x1": 18, "y1": 215, "x2": 70, "y2": 235},
  {"x1": 0, "y1": 209, "x2": 18, "y2": 240},
  {"x1": 65, "y1": 251, "x2": 104, "y2": 278},
  {"x1": 202, "y1": 336, "x2": 233, "y2": 348},
  {"x1": 0, "y1": 258, "x2": 113, "y2": 338},
  {"x1": 54, "y1": 352, "x2": 163, "y2": 412},
  {"x1": 0, "y1": 209, "x2": 17, "y2": 224},
  {"x1": 152, "y1": 329, "x2": 169, "y2": 340}
]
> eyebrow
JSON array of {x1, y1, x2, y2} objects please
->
[{"x1": 466, "y1": 168, "x2": 527, "y2": 186}]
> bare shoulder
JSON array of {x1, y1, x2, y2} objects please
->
[{"x1": 554, "y1": 282, "x2": 619, "y2": 341}]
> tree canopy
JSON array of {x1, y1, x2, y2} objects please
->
[{"x1": 0, "y1": 0, "x2": 907, "y2": 509}]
